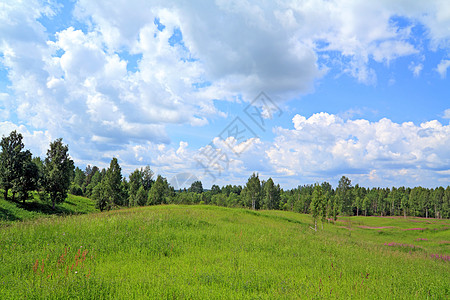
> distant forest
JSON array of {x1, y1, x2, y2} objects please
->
[{"x1": 1, "y1": 130, "x2": 449, "y2": 218}]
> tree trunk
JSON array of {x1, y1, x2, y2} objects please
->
[{"x1": 357, "y1": 208, "x2": 359, "y2": 216}]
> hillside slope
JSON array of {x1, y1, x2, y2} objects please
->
[
  {"x1": 0, "y1": 205, "x2": 448, "y2": 299},
  {"x1": 0, "y1": 193, "x2": 97, "y2": 224}
]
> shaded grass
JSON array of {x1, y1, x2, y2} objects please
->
[
  {"x1": 0, "y1": 205, "x2": 448, "y2": 299},
  {"x1": 0, "y1": 192, "x2": 97, "y2": 225}
]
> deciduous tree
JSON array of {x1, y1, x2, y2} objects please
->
[
  {"x1": 242, "y1": 173, "x2": 261, "y2": 210},
  {"x1": 43, "y1": 139, "x2": 74, "y2": 209}
]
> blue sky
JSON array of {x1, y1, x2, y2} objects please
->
[{"x1": 0, "y1": 0, "x2": 449, "y2": 189}]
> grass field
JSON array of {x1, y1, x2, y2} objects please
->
[
  {"x1": 0, "y1": 205, "x2": 449, "y2": 299},
  {"x1": 0, "y1": 193, "x2": 98, "y2": 224}
]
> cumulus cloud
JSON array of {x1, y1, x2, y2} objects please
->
[
  {"x1": 1, "y1": 0, "x2": 450, "y2": 186},
  {"x1": 267, "y1": 113, "x2": 450, "y2": 186}
]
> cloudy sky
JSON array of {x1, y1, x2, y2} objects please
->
[{"x1": 1, "y1": 0, "x2": 449, "y2": 189}]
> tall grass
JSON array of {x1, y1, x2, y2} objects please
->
[{"x1": 0, "y1": 205, "x2": 448, "y2": 299}]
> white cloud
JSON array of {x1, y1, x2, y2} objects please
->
[
  {"x1": 1, "y1": 0, "x2": 450, "y2": 187},
  {"x1": 267, "y1": 113, "x2": 450, "y2": 187},
  {"x1": 443, "y1": 109, "x2": 450, "y2": 119},
  {"x1": 436, "y1": 59, "x2": 450, "y2": 78},
  {"x1": 409, "y1": 62, "x2": 423, "y2": 77}
]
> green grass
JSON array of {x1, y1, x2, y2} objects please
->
[
  {"x1": 0, "y1": 205, "x2": 448, "y2": 299},
  {"x1": 0, "y1": 192, "x2": 98, "y2": 225}
]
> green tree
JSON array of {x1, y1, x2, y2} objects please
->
[
  {"x1": 73, "y1": 167, "x2": 86, "y2": 187},
  {"x1": 92, "y1": 180, "x2": 109, "y2": 212},
  {"x1": 263, "y1": 178, "x2": 280, "y2": 210},
  {"x1": 15, "y1": 151, "x2": 39, "y2": 203},
  {"x1": 326, "y1": 194, "x2": 338, "y2": 222},
  {"x1": 336, "y1": 176, "x2": 352, "y2": 215},
  {"x1": 227, "y1": 192, "x2": 240, "y2": 207},
  {"x1": 85, "y1": 165, "x2": 99, "y2": 187},
  {"x1": 43, "y1": 139, "x2": 74, "y2": 209},
  {"x1": 85, "y1": 171, "x2": 101, "y2": 197},
  {"x1": 432, "y1": 187, "x2": 444, "y2": 219},
  {"x1": 128, "y1": 168, "x2": 144, "y2": 206},
  {"x1": 104, "y1": 158, "x2": 124, "y2": 207},
  {"x1": 211, "y1": 184, "x2": 221, "y2": 195},
  {"x1": 141, "y1": 166, "x2": 154, "y2": 191},
  {"x1": 32, "y1": 157, "x2": 44, "y2": 189},
  {"x1": 0, "y1": 131, "x2": 26, "y2": 200},
  {"x1": 442, "y1": 186, "x2": 450, "y2": 218},
  {"x1": 189, "y1": 181, "x2": 203, "y2": 194},
  {"x1": 135, "y1": 186, "x2": 148, "y2": 206},
  {"x1": 148, "y1": 175, "x2": 169, "y2": 205},
  {"x1": 242, "y1": 173, "x2": 261, "y2": 210},
  {"x1": 310, "y1": 184, "x2": 326, "y2": 231}
]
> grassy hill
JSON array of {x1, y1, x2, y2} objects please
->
[
  {"x1": 0, "y1": 193, "x2": 98, "y2": 224},
  {"x1": 0, "y1": 205, "x2": 448, "y2": 299}
]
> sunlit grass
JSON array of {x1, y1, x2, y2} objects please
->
[{"x1": 0, "y1": 205, "x2": 448, "y2": 299}]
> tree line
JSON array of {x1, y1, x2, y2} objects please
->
[
  {"x1": 1, "y1": 130, "x2": 449, "y2": 219},
  {"x1": 69, "y1": 163, "x2": 450, "y2": 220}
]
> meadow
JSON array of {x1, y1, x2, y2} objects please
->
[
  {"x1": 0, "y1": 204, "x2": 449, "y2": 299},
  {"x1": 0, "y1": 193, "x2": 97, "y2": 224}
]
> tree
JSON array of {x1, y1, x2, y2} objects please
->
[
  {"x1": 104, "y1": 158, "x2": 124, "y2": 207},
  {"x1": 15, "y1": 151, "x2": 39, "y2": 203},
  {"x1": 85, "y1": 165, "x2": 99, "y2": 187},
  {"x1": 400, "y1": 193, "x2": 409, "y2": 218},
  {"x1": 442, "y1": 186, "x2": 450, "y2": 219},
  {"x1": 70, "y1": 167, "x2": 86, "y2": 196},
  {"x1": 128, "y1": 168, "x2": 144, "y2": 206},
  {"x1": 0, "y1": 131, "x2": 26, "y2": 200},
  {"x1": 148, "y1": 175, "x2": 169, "y2": 205},
  {"x1": 85, "y1": 171, "x2": 101, "y2": 197},
  {"x1": 310, "y1": 184, "x2": 326, "y2": 231},
  {"x1": 227, "y1": 192, "x2": 240, "y2": 207},
  {"x1": 242, "y1": 173, "x2": 261, "y2": 210},
  {"x1": 189, "y1": 181, "x2": 203, "y2": 194},
  {"x1": 43, "y1": 139, "x2": 74, "y2": 209},
  {"x1": 211, "y1": 184, "x2": 221, "y2": 195},
  {"x1": 92, "y1": 180, "x2": 109, "y2": 212},
  {"x1": 141, "y1": 166, "x2": 154, "y2": 191},
  {"x1": 32, "y1": 157, "x2": 45, "y2": 189},
  {"x1": 263, "y1": 178, "x2": 280, "y2": 210},
  {"x1": 135, "y1": 186, "x2": 148, "y2": 206},
  {"x1": 432, "y1": 187, "x2": 444, "y2": 219},
  {"x1": 336, "y1": 176, "x2": 352, "y2": 215},
  {"x1": 73, "y1": 167, "x2": 86, "y2": 187}
]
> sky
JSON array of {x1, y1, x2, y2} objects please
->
[{"x1": 0, "y1": 0, "x2": 449, "y2": 190}]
